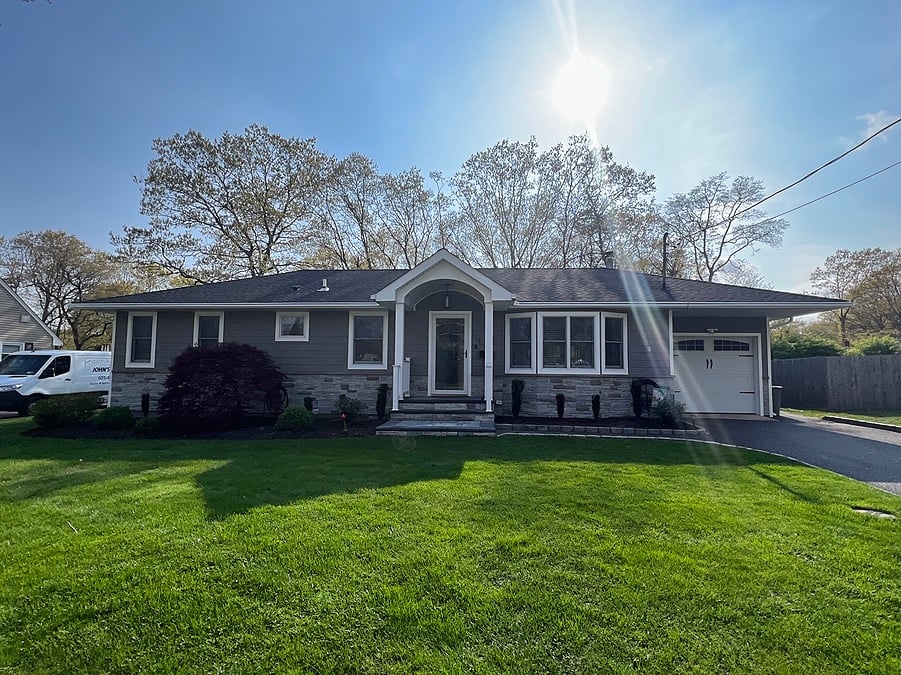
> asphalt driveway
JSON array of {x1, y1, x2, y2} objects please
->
[{"x1": 699, "y1": 413, "x2": 901, "y2": 496}]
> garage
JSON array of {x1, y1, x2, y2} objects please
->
[{"x1": 673, "y1": 335, "x2": 760, "y2": 414}]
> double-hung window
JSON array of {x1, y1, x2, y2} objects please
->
[
  {"x1": 275, "y1": 312, "x2": 309, "y2": 341},
  {"x1": 348, "y1": 312, "x2": 388, "y2": 369},
  {"x1": 126, "y1": 312, "x2": 157, "y2": 368},
  {"x1": 194, "y1": 312, "x2": 223, "y2": 348},
  {"x1": 537, "y1": 313, "x2": 600, "y2": 373},
  {"x1": 505, "y1": 313, "x2": 536, "y2": 373},
  {"x1": 0, "y1": 342, "x2": 23, "y2": 361},
  {"x1": 601, "y1": 312, "x2": 628, "y2": 373}
]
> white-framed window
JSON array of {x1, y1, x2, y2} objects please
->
[
  {"x1": 505, "y1": 313, "x2": 536, "y2": 373},
  {"x1": 348, "y1": 312, "x2": 388, "y2": 369},
  {"x1": 275, "y1": 312, "x2": 309, "y2": 342},
  {"x1": 601, "y1": 312, "x2": 628, "y2": 373},
  {"x1": 537, "y1": 312, "x2": 601, "y2": 374},
  {"x1": 126, "y1": 312, "x2": 157, "y2": 368},
  {"x1": 193, "y1": 311, "x2": 224, "y2": 348},
  {"x1": 0, "y1": 342, "x2": 24, "y2": 361}
]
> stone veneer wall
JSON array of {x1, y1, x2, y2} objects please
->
[
  {"x1": 492, "y1": 375, "x2": 677, "y2": 419},
  {"x1": 110, "y1": 372, "x2": 167, "y2": 411},
  {"x1": 113, "y1": 370, "x2": 677, "y2": 419},
  {"x1": 288, "y1": 374, "x2": 393, "y2": 416},
  {"x1": 112, "y1": 372, "x2": 393, "y2": 417}
]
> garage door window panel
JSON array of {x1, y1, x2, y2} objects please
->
[{"x1": 714, "y1": 339, "x2": 751, "y2": 352}]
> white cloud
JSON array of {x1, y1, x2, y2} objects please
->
[
  {"x1": 856, "y1": 110, "x2": 898, "y2": 142},
  {"x1": 836, "y1": 111, "x2": 898, "y2": 150},
  {"x1": 645, "y1": 56, "x2": 668, "y2": 73}
]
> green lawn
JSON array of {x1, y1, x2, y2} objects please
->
[
  {"x1": 1, "y1": 417, "x2": 899, "y2": 673},
  {"x1": 784, "y1": 408, "x2": 901, "y2": 426}
]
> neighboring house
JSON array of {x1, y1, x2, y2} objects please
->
[
  {"x1": 0, "y1": 279, "x2": 63, "y2": 358},
  {"x1": 74, "y1": 249, "x2": 848, "y2": 420}
]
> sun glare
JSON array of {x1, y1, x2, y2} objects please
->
[{"x1": 553, "y1": 50, "x2": 610, "y2": 127}]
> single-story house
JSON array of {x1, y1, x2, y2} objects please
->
[
  {"x1": 75, "y1": 249, "x2": 848, "y2": 421},
  {"x1": 0, "y1": 278, "x2": 63, "y2": 357}
]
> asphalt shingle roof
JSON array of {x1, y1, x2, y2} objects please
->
[{"x1": 82, "y1": 266, "x2": 843, "y2": 307}]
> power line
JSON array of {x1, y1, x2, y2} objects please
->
[
  {"x1": 735, "y1": 116, "x2": 901, "y2": 217},
  {"x1": 749, "y1": 158, "x2": 901, "y2": 226}
]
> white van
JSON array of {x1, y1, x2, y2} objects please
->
[{"x1": 0, "y1": 350, "x2": 111, "y2": 416}]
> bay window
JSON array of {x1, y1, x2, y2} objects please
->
[{"x1": 537, "y1": 312, "x2": 600, "y2": 374}]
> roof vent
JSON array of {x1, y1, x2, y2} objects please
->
[
  {"x1": 291, "y1": 285, "x2": 302, "y2": 292},
  {"x1": 316, "y1": 277, "x2": 330, "y2": 292}
]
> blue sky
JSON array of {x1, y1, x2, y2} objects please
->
[{"x1": 1, "y1": 0, "x2": 898, "y2": 292}]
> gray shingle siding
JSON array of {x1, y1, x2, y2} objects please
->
[
  {"x1": 0, "y1": 285, "x2": 57, "y2": 349},
  {"x1": 628, "y1": 310, "x2": 671, "y2": 378},
  {"x1": 115, "y1": 308, "x2": 396, "y2": 376}
]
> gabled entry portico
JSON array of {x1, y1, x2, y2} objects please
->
[{"x1": 371, "y1": 249, "x2": 515, "y2": 413}]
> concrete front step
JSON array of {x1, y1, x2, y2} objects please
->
[
  {"x1": 376, "y1": 418, "x2": 497, "y2": 436},
  {"x1": 390, "y1": 410, "x2": 494, "y2": 422},
  {"x1": 397, "y1": 398, "x2": 488, "y2": 414}
]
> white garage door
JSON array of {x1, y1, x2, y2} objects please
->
[{"x1": 673, "y1": 336, "x2": 759, "y2": 414}]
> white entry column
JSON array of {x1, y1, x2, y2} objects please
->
[
  {"x1": 392, "y1": 300, "x2": 405, "y2": 411},
  {"x1": 483, "y1": 300, "x2": 493, "y2": 412}
]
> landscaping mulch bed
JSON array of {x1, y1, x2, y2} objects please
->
[
  {"x1": 495, "y1": 415, "x2": 697, "y2": 430},
  {"x1": 23, "y1": 416, "x2": 382, "y2": 440},
  {"x1": 24, "y1": 415, "x2": 695, "y2": 440}
]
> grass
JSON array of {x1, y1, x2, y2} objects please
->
[
  {"x1": 1, "y1": 417, "x2": 900, "y2": 673},
  {"x1": 784, "y1": 408, "x2": 901, "y2": 426}
]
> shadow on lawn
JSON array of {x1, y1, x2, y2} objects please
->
[
  {"x1": 2, "y1": 425, "x2": 802, "y2": 520},
  {"x1": 192, "y1": 438, "x2": 784, "y2": 519}
]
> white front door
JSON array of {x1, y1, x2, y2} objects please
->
[
  {"x1": 673, "y1": 336, "x2": 759, "y2": 413},
  {"x1": 429, "y1": 311, "x2": 471, "y2": 396}
]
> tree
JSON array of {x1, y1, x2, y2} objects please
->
[
  {"x1": 847, "y1": 335, "x2": 901, "y2": 355},
  {"x1": 451, "y1": 137, "x2": 557, "y2": 268},
  {"x1": 847, "y1": 249, "x2": 901, "y2": 338},
  {"x1": 113, "y1": 125, "x2": 330, "y2": 284},
  {"x1": 158, "y1": 342, "x2": 286, "y2": 429},
  {"x1": 376, "y1": 168, "x2": 446, "y2": 268},
  {"x1": 307, "y1": 158, "x2": 448, "y2": 270},
  {"x1": 309, "y1": 153, "x2": 386, "y2": 269},
  {"x1": 715, "y1": 259, "x2": 772, "y2": 289},
  {"x1": 770, "y1": 324, "x2": 842, "y2": 359},
  {"x1": 449, "y1": 134, "x2": 659, "y2": 269},
  {"x1": 545, "y1": 134, "x2": 659, "y2": 270},
  {"x1": 663, "y1": 173, "x2": 788, "y2": 282},
  {"x1": 0, "y1": 230, "x2": 128, "y2": 349},
  {"x1": 810, "y1": 248, "x2": 901, "y2": 346}
]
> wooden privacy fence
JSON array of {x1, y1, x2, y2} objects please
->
[{"x1": 772, "y1": 355, "x2": 901, "y2": 410}]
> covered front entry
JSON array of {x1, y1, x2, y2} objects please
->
[
  {"x1": 673, "y1": 334, "x2": 761, "y2": 414},
  {"x1": 429, "y1": 311, "x2": 471, "y2": 395},
  {"x1": 372, "y1": 249, "x2": 516, "y2": 413}
]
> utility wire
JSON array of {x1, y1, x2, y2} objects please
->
[
  {"x1": 735, "y1": 116, "x2": 901, "y2": 217},
  {"x1": 748, "y1": 158, "x2": 901, "y2": 226}
]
